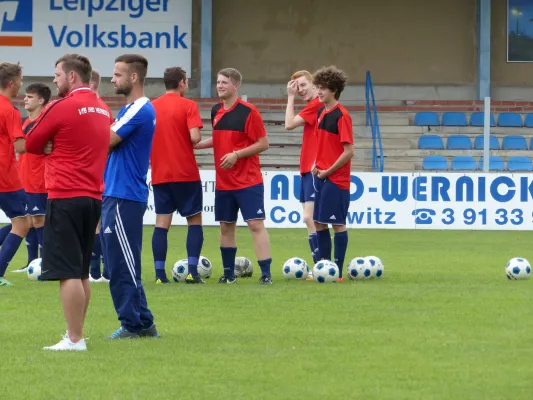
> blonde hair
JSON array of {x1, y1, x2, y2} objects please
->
[
  {"x1": 291, "y1": 70, "x2": 313, "y2": 82},
  {"x1": 218, "y1": 68, "x2": 242, "y2": 84}
]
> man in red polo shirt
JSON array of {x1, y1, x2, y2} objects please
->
[{"x1": 26, "y1": 54, "x2": 110, "y2": 351}]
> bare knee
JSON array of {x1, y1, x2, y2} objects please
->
[
  {"x1": 11, "y1": 216, "x2": 30, "y2": 237},
  {"x1": 247, "y1": 219, "x2": 265, "y2": 235}
]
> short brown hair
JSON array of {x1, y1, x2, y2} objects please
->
[
  {"x1": 291, "y1": 70, "x2": 313, "y2": 82},
  {"x1": 55, "y1": 54, "x2": 92, "y2": 84},
  {"x1": 163, "y1": 67, "x2": 187, "y2": 90},
  {"x1": 217, "y1": 68, "x2": 242, "y2": 85},
  {"x1": 0, "y1": 62, "x2": 22, "y2": 89},
  {"x1": 115, "y1": 54, "x2": 148, "y2": 84},
  {"x1": 91, "y1": 70, "x2": 101, "y2": 86},
  {"x1": 313, "y1": 66, "x2": 347, "y2": 100},
  {"x1": 26, "y1": 83, "x2": 52, "y2": 105}
]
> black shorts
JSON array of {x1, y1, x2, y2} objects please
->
[{"x1": 41, "y1": 197, "x2": 101, "y2": 281}]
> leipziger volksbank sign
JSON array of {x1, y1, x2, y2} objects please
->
[{"x1": 0, "y1": 0, "x2": 191, "y2": 77}]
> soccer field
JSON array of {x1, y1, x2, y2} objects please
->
[{"x1": 1, "y1": 226, "x2": 533, "y2": 399}]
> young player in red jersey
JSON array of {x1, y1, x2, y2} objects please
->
[
  {"x1": 285, "y1": 70, "x2": 322, "y2": 265},
  {"x1": 0, "y1": 63, "x2": 30, "y2": 287},
  {"x1": 150, "y1": 67, "x2": 204, "y2": 284},
  {"x1": 312, "y1": 66, "x2": 354, "y2": 282},
  {"x1": 195, "y1": 68, "x2": 273, "y2": 284}
]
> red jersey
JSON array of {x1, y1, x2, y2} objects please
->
[
  {"x1": 297, "y1": 97, "x2": 322, "y2": 174},
  {"x1": 26, "y1": 87, "x2": 110, "y2": 200},
  {"x1": 211, "y1": 99, "x2": 266, "y2": 190},
  {"x1": 151, "y1": 93, "x2": 203, "y2": 184},
  {"x1": 315, "y1": 103, "x2": 353, "y2": 190},
  {"x1": 0, "y1": 94, "x2": 23, "y2": 192},
  {"x1": 19, "y1": 118, "x2": 46, "y2": 193}
]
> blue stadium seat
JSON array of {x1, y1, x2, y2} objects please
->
[
  {"x1": 478, "y1": 156, "x2": 505, "y2": 171},
  {"x1": 470, "y1": 112, "x2": 495, "y2": 127},
  {"x1": 498, "y1": 113, "x2": 523, "y2": 127},
  {"x1": 414, "y1": 112, "x2": 439, "y2": 126},
  {"x1": 422, "y1": 155, "x2": 448, "y2": 171},
  {"x1": 446, "y1": 134, "x2": 472, "y2": 150},
  {"x1": 529, "y1": 138, "x2": 533, "y2": 150},
  {"x1": 524, "y1": 113, "x2": 533, "y2": 128},
  {"x1": 451, "y1": 156, "x2": 476, "y2": 171},
  {"x1": 418, "y1": 134, "x2": 444, "y2": 149},
  {"x1": 507, "y1": 156, "x2": 533, "y2": 172},
  {"x1": 502, "y1": 135, "x2": 527, "y2": 150},
  {"x1": 474, "y1": 135, "x2": 500, "y2": 150},
  {"x1": 442, "y1": 112, "x2": 467, "y2": 127}
]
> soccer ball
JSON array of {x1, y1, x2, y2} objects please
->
[
  {"x1": 197, "y1": 256, "x2": 212, "y2": 279},
  {"x1": 506, "y1": 257, "x2": 531, "y2": 280},
  {"x1": 27, "y1": 258, "x2": 42, "y2": 281},
  {"x1": 365, "y1": 256, "x2": 384, "y2": 278},
  {"x1": 282, "y1": 257, "x2": 309, "y2": 280},
  {"x1": 313, "y1": 260, "x2": 339, "y2": 283},
  {"x1": 235, "y1": 257, "x2": 253, "y2": 278},
  {"x1": 172, "y1": 259, "x2": 189, "y2": 282},
  {"x1": 347, "y1": 257, "x2": 371, "y2": 280}
]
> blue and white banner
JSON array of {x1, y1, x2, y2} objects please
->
[{"x1": 3, "y1": 170, "x2": 533, "y2": 230}]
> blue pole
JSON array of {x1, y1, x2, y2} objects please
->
[
  {"x1": 200, "y1": 0, "x2": 212, "y2": 98},
  {"x1": 478, "y1": 0, "x2": 491, "y2": 99}
]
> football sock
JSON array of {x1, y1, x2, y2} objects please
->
[
  {"x1": 334, "y1": 231, "x2": 348, "y2": 278},
  {"x1": 220, "y1": 247, "x2": 237, "y2": 279},
  {"x1": 0, "y1": 233, "x2": 23, "y2": 276},
  {"x1": 317, "y1": 229, "x2": 332, "y2": 261},
  {"x1": 186, "y1": 225, "x2": 204, "y2": 278},
  {"x1": 0, "y1": 224, "x2": 12, "y2": 246},
  {"x1": 258, "y1": 258, "x2": 272, "y2": 278},
  {"x1": 90, "y1": 233, "x2": 102, "y2": 279},
  {"x1": 35, "y1": 226, "x2": 44, "y2": 258},
  {"x1": 309, "y1": 233, "x2": 319, "y2": 263},
  {"x1": 152, "y1": 227, "x2": 168, "y2": 280},
  {"x1": 26, "y1": 228, "x2": 38, "y2": 265}
]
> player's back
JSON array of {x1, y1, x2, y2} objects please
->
[
  {"x1": 0, "y1": 94, "x2": 22, "y2": 192},
  {"x1": 151, "y1": 93, "x2": 202, "y2": 184},
  {"x1": 104, "y1": 97, "x2": 155, "y2": 203}
]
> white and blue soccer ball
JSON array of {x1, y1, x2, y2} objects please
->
[
  {"x1": 235, "y1": 257, "x2": 253, "y2": 278},
  {"x1": 365, "y1": 256, "x2": 384, "y2": 279},
  {"x1": 197, "y1": 256, "x2": 212, "y2": 279},
  {"x1": 506, "y1": 257, "x2": 531, "y2": 280},
  {"x1": 313, "y1": 260, "x2": 339, "y2": 283},
  {"x1": 27, "y1": 258, "x2": 42, "y2": 281},
  {"x1": 282, "y1": 257, "x2": 309, "y2": 280},
  {"x1": 172, "y1": 259, "x2": 189, "y2": 282},
  {"x1": 347, "y1": 257, "x2": 371, "y2": 280}
]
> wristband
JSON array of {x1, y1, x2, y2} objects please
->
[{"x1": 233, "y1": 150, "x2": 240, "y2": 159}]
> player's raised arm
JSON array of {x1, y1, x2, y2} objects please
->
[{"x1": 285, "y1": 80, "x2": 305, "y2": 130}]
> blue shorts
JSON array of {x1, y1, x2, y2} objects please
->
[
  {"x1": 26, "y1": 193, "x2": 47, "y2": 216},
  {"x1": 0, "y1": 189, "x2": 28, "y2": 219},
  {"x1": 313, "y1": 179, "x2": 350, "y2": 225},
  {"x1": 215, "y1": 183, "x2": 265, "y2": 223},
  {"x1": 300, "y1": 172, "x2": 316, "y2": 203},
  {"x1": 153, "y1": 181, "x2": 203, "y2": 217}
]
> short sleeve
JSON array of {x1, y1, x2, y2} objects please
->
[
  {"x1": 187, "y1": 101, "x2": 203, "y2": 130},
  {"x1": 112, "y1": 105, "x2": 147, "y2": 140},
  {"x1": 338, "y1": 114, "x2": 353, "y2": 144},
  {"x1": 298, "y1": 102, "x2": 320, "y2": 126},
  {"x1": 244, "y1": 108, "x2": 267, "y2": 141},
  {"x1": 7, "y1": 108, "x2": 23, "y2": 143}
]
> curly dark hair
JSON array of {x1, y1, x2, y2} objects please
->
[{"x1": 312, "y1": 66, "x2": 347, "y2": 100}]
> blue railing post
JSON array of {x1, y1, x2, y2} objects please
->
[{"x1": 365, "y1": 71, "x2": 384, "y2": 172}]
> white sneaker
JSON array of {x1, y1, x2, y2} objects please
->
[
  {"x1": 89, "y1": 276, "x2": 99, "y2": 283},
  {"x1": 97, "y1": 276, "x2": 110, "y2": 283},
  {"x1": 43, "y1": 337, "x2": 87, "y2": 351}
]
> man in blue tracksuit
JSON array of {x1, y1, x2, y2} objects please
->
[{"x1": 101, "y1": 54, "x2": 159, "y2": 339}]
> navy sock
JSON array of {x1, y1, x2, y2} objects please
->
[
  {"x1": 25, "y1": 228, "x2": 38, "y2": 265},
  {"x1": 152, "y1": 227, "x2": 168, "y2": 280},
  {"x1": 334, "y1": 231, "x2": 348, "y2": 278},
  {"x1": 35, "y1": 226, "x2": 44, "y2": 258},
  {"x1": 309, "y1": 233, "x2": 319, "y2": 263},
  {"x1": 90, "y1": 233, "x2": 102, "y2": 279},
  {"x1": 317, "y1": 229, "x2": 332, "y2": 261},
  {"x1": 0, "y1": 233, "x2": 23, "y2": 276},
  {"x1": 186, "y1": 225, "x2": 204, "y2": 278},
  {"x1": 221, "y1": 247, "x2": 237, "y2": 279},
  {"x1": 0, "y1": 224, "x2": 12, "y2": 246},
  {"x1": 258, "y1": 258, "x2": 272, "y2": 278}
]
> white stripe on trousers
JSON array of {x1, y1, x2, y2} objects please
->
[{"x1": 115, "y1": 202, "x2": 137, "y2": 288}]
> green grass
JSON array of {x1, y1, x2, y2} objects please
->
[{"x1": 1, "y1": 227, "x2": 533, "y2": 399}]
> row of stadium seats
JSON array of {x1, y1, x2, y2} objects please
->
[
  {"x1": 418, "y1": 134, "x2": 532, "y2": 150},
  {"x1": 422, "y1": 155, "x2": 532, "y2": 171},
  {"x1": 414, "y1": 112, "x2": 531, "y2": 127}
]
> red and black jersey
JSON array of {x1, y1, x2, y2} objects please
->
[
  {"x1": 211, "y1": 99, "x2": 266, "y2": 190},
  {"x1": 315, "y1": 103, "x2": 353, "y2": 190}
]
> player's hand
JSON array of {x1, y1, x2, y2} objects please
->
[
  {"x1": 287, "y1": 80, "x2": 298, "y2": 97},
  {"x1": 315, "y1": 169, "x2": 330, "y2": 179},
  {"x1": 44, "y1": 140, "x2": 53, "y2": 155},
  {"x1": 220, "y1": 152, "x2": 238, "y2": 169}
]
